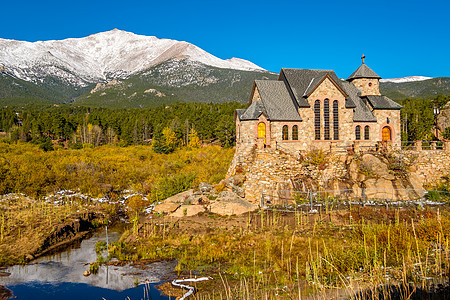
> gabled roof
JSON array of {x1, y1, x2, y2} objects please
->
[
  {"x1": 347, "y1": 64, "x2": 381, "y2": 81},
  {"x1": 364, "y1": 95, "x2": 403, "y2": 110},
  {"x1": 238, "y1": 101, "x2": 266, "y2": 120},
  {"x1": 340, "y1": 81, "x2": 377, "y2": 122},
  {"x1": 280, "y1": 69, "x2": 349, "y2": 108},
  {"x1": 254, "y1": 80, "x2": 302, "y2": 121},
  {"x1": 235, "y1": 109, "x2": 247, "y2": 121}
]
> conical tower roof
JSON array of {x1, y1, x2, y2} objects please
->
[{"x1": 347, "y1": 63, "x2": 381, "y2": 81}]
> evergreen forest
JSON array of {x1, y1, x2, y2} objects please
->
[{"x1": 1, "y1": 94, "x2": 450, "y2": 152}]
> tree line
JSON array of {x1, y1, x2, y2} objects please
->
[
  {"x1": 398, "y1": 94, "x2": 450, "y2": 141},
  {"x1": 0, "y1": 102, "x2": 245, "y2": 152},
  {"x1": 1, "y1": 94, "x2": 449, "y2": 150}
]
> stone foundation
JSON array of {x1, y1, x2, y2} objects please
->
[{"x1": 227, "y1": 145, "x2": 450, "y2": 205}]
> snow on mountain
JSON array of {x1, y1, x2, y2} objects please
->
[
  {"x1": 0, "y1": 29, "x2": 265, "y2": 86},
  {"x1": 380, "y1": 76, "x2": 432, "y2": 83}
]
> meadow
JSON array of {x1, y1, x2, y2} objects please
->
[
  {"x1": 0, "y1": 142, "x2": 233, "y2": 265},
  {"x1": 0, "y1": 142, "x2": 449, "y2": 299},
  {"x1": 0, "y1": 142, "x2": 234, "y2": 199},
  {"x1": 116, "y1": 206, "x2": 450, "y2": 299}
]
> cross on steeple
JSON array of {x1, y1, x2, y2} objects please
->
[{"x1": 361, "y1": 54, "x2": 366, "y2": 64}]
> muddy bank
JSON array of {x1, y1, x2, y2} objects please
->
[
  {"x1": 0, "y1": 285, "x2": 12, "y2": 300},
  {"x1": 32, "y1": 213, "x2": 98, "y2": 260},
  {"x1": 0, "y1": 212, "x2": 105, "y2": 267}
]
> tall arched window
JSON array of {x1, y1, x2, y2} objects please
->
[
  {"x1": 314, "y1": 100, "x2": 320, "y2": 140},
  {"x1": 333, "y1": 100, "x2": 339, "y2": 140},
  {"x1": 258, "y1": 122, "x2": 266, "y2": 143},
  {"x1": 355, "y1": 125, "x2": 361, "y2": 140},
  {"x1": 324, "y1": 99, "x2": 330, "y2": 140},
  {"x1": 292, "y1": 125, "x2": 298, "y2": 140},
  {"x1": 282, "y1": 125, "x2": 289, "y2": 140},
  {"x1": 364, "y1": 126, "x2": 370, "y2": 140}
]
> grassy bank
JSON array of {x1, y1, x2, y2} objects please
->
[
  {"x1": 0, "y1": 142, "x2": 234, "y2": 198},
  {"x1": 111, "y1": 206, "x2": 449, "y2": 299},
  {"x1": 0, "y1": 143, "x2": 234, "y2": 265}
]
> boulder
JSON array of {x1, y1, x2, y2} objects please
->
[
  {"x1": 210, "y1": 197, "x2": 258, "y2": 216},
  {"x1": 198, "y1": 182, "x2": 214, "y2": 194},
  {"x1": 224, "y1": 174, "x2": 245, "y2": 187},
  {"x1": 183, "y1": 195, "x2": 210, "y2": 205},
  {"x1": 217, "y1": 191, "x2": 239, "y2": 198},
  {"x1": 227, "y1": 183, "x2": 245, "y2": 198},
  {"x1": 361, "y1": 154, "x2": 395, "y2": 180},
  {"x1": 162, "y1": 189, "x2": 193, "y2": 203},
  {"x1": 171, "y1": 205, "x2": 205, "y2": 217},
  {"x1": 153, "y1": 203, "x2": 181, "y2": 214},
  {"x1": 363, "y1": 178, "x2": 395, "y2": 200}
]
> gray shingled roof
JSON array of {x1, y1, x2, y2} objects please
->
[
  {"x1": 255, "y1": 80, "x2": 302, "y2": 121},
  {"x1": 340, "y1": 81, "x2": 377, "y2": 122},
  {"x1": 281, "y1": 69, "x2": 345, "y2": 107},
  {"x1": 235, "y1": 109, "x2": 246, "y2": 121},
  {"x1": 365, "y1": 95, "x2": 403, "y2": 110},
  {"x1": 238, "y1": 101, "x2": 266, "y2": 120},
  {"x1": 347, "y1": 64, "x2": 381, "y2": 80},
  {"x1": 237, "y1": 66, "x2": 399, "y2": 125}
]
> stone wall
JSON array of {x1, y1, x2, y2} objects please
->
[
  {"x1": 372, "y1": 110, "x2": 401, "y2": 148},
  {"x1": 407, "y1": 150, "x2": 450, "y2": 187},
  {"x1": 350, "y1": 78, "x2": 381, "y2": 96},
  {"x1": 227, "y1": 144, "x2": 450, "y2": 204}
]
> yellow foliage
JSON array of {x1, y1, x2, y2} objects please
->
[
  {"x1": 0, "y1": 142, "x2": 234, "y2": 199},
  {"x1": 187, "y1": 128, "x2": 201, "y2": 148},
  {"x1": 162, "y1": 127, "x2": 178, "y2": 149}
]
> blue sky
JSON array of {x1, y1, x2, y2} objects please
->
[{"x1": 2, "y1": 0, "x2": 449, "y2": 78}]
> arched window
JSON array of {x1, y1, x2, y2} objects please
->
[
  {"x1": 282, "y1": 125, "x2": 289, "y2": 140},
  {"x1": 292, "y1": 125, "x2": 298, "y2": 140},
  {"x1": 355, "y1": 125, "x2": 361, "y2": 140},
  {"x1": 333, "y1": 100, "x2": 339, "y2": 140},
  {"x1": 258, "y1": 122, "x2": 266, "y2": 143},
  {"x1": 324, "y1": 99, "x2": 330, "y2": 140},
  {"x1": 364, "y1": 126, "x2": 370, "y2": 140},
  {"x1": 314, "y1": 100, "x2": 320, "y2": 140}
]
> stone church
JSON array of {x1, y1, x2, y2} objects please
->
[{"x1": 235, "y1": 57, "x2": 402, "y2": 153}]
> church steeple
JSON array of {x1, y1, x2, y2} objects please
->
[{"x1": 347, "y1": 56, "x2": 381, "y2": 96}]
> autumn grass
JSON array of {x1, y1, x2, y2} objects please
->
[
  {"x1": 0, "y1": 142, "x2": 234, "y2": 199},
  {"x1": 112, "y1": 207, "x2": 450, "y2": 299},
  {"x1": 0, "y1": 195, "x2": 109, "y2": 265},
  {"x1": 0, "y1": 142, "x2": 233, "y2": 266}
]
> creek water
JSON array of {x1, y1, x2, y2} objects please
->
[{"x1": 0, "y1": 229, "x2": 175, "y2": 300}]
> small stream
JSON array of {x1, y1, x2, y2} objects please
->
[{"x1": 0, "y1": 229, "x2": 176, "y2": 300}]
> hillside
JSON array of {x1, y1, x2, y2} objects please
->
[
  {"x1": 380, "y1": 77, "x2": 450, "y2": 100},
  {"x1": 74, "y1": 59, "x2": 277, "y2": 108}
]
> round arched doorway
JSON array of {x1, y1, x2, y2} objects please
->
[{"x1": 382, "y1": 126, "x2": 391, "y2": 141}]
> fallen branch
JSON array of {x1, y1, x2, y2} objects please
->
[{"x1": 171, "y1": 277, "x2": 212, "y2": 300}]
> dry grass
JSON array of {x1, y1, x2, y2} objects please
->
[
  {"x1": 0, "y1": 195, "x2": 112, "y2": 265},
  {"x1": 112, "y1": 207, "x2": 450, "y2": 299}
]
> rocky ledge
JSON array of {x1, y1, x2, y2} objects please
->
[{"x1": 154, "y1": 175, "x2": 258, "y2": 216}]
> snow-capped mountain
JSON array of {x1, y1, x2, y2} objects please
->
[
  {"x1": 0, "y1": 29, "x2": 265, "y2": 87},
  {"x1": 380, "y1": 76, "x2": 432, "y2": 83}
]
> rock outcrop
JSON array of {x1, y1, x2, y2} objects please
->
[
  {"x1": 155, "y1": 178, "x2": 257, "y2": 217},
  {"x1": 228, "y1": 146, "x2": 450, "y2": 204}
]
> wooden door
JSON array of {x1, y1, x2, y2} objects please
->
[{"x1": 382, "y1": 126, "x2": 391, "y2": 141}]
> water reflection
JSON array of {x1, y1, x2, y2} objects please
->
[{"x1": 1, "y1": 229, "x2": 176, "y2": 293}]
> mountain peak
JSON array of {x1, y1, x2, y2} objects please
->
[
  {"x1": 380, "y1": 76, "x2": 433, "y2": 83},
  {"x1": 0, "y1": 30, "x2": 266, "y2": 86}
]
